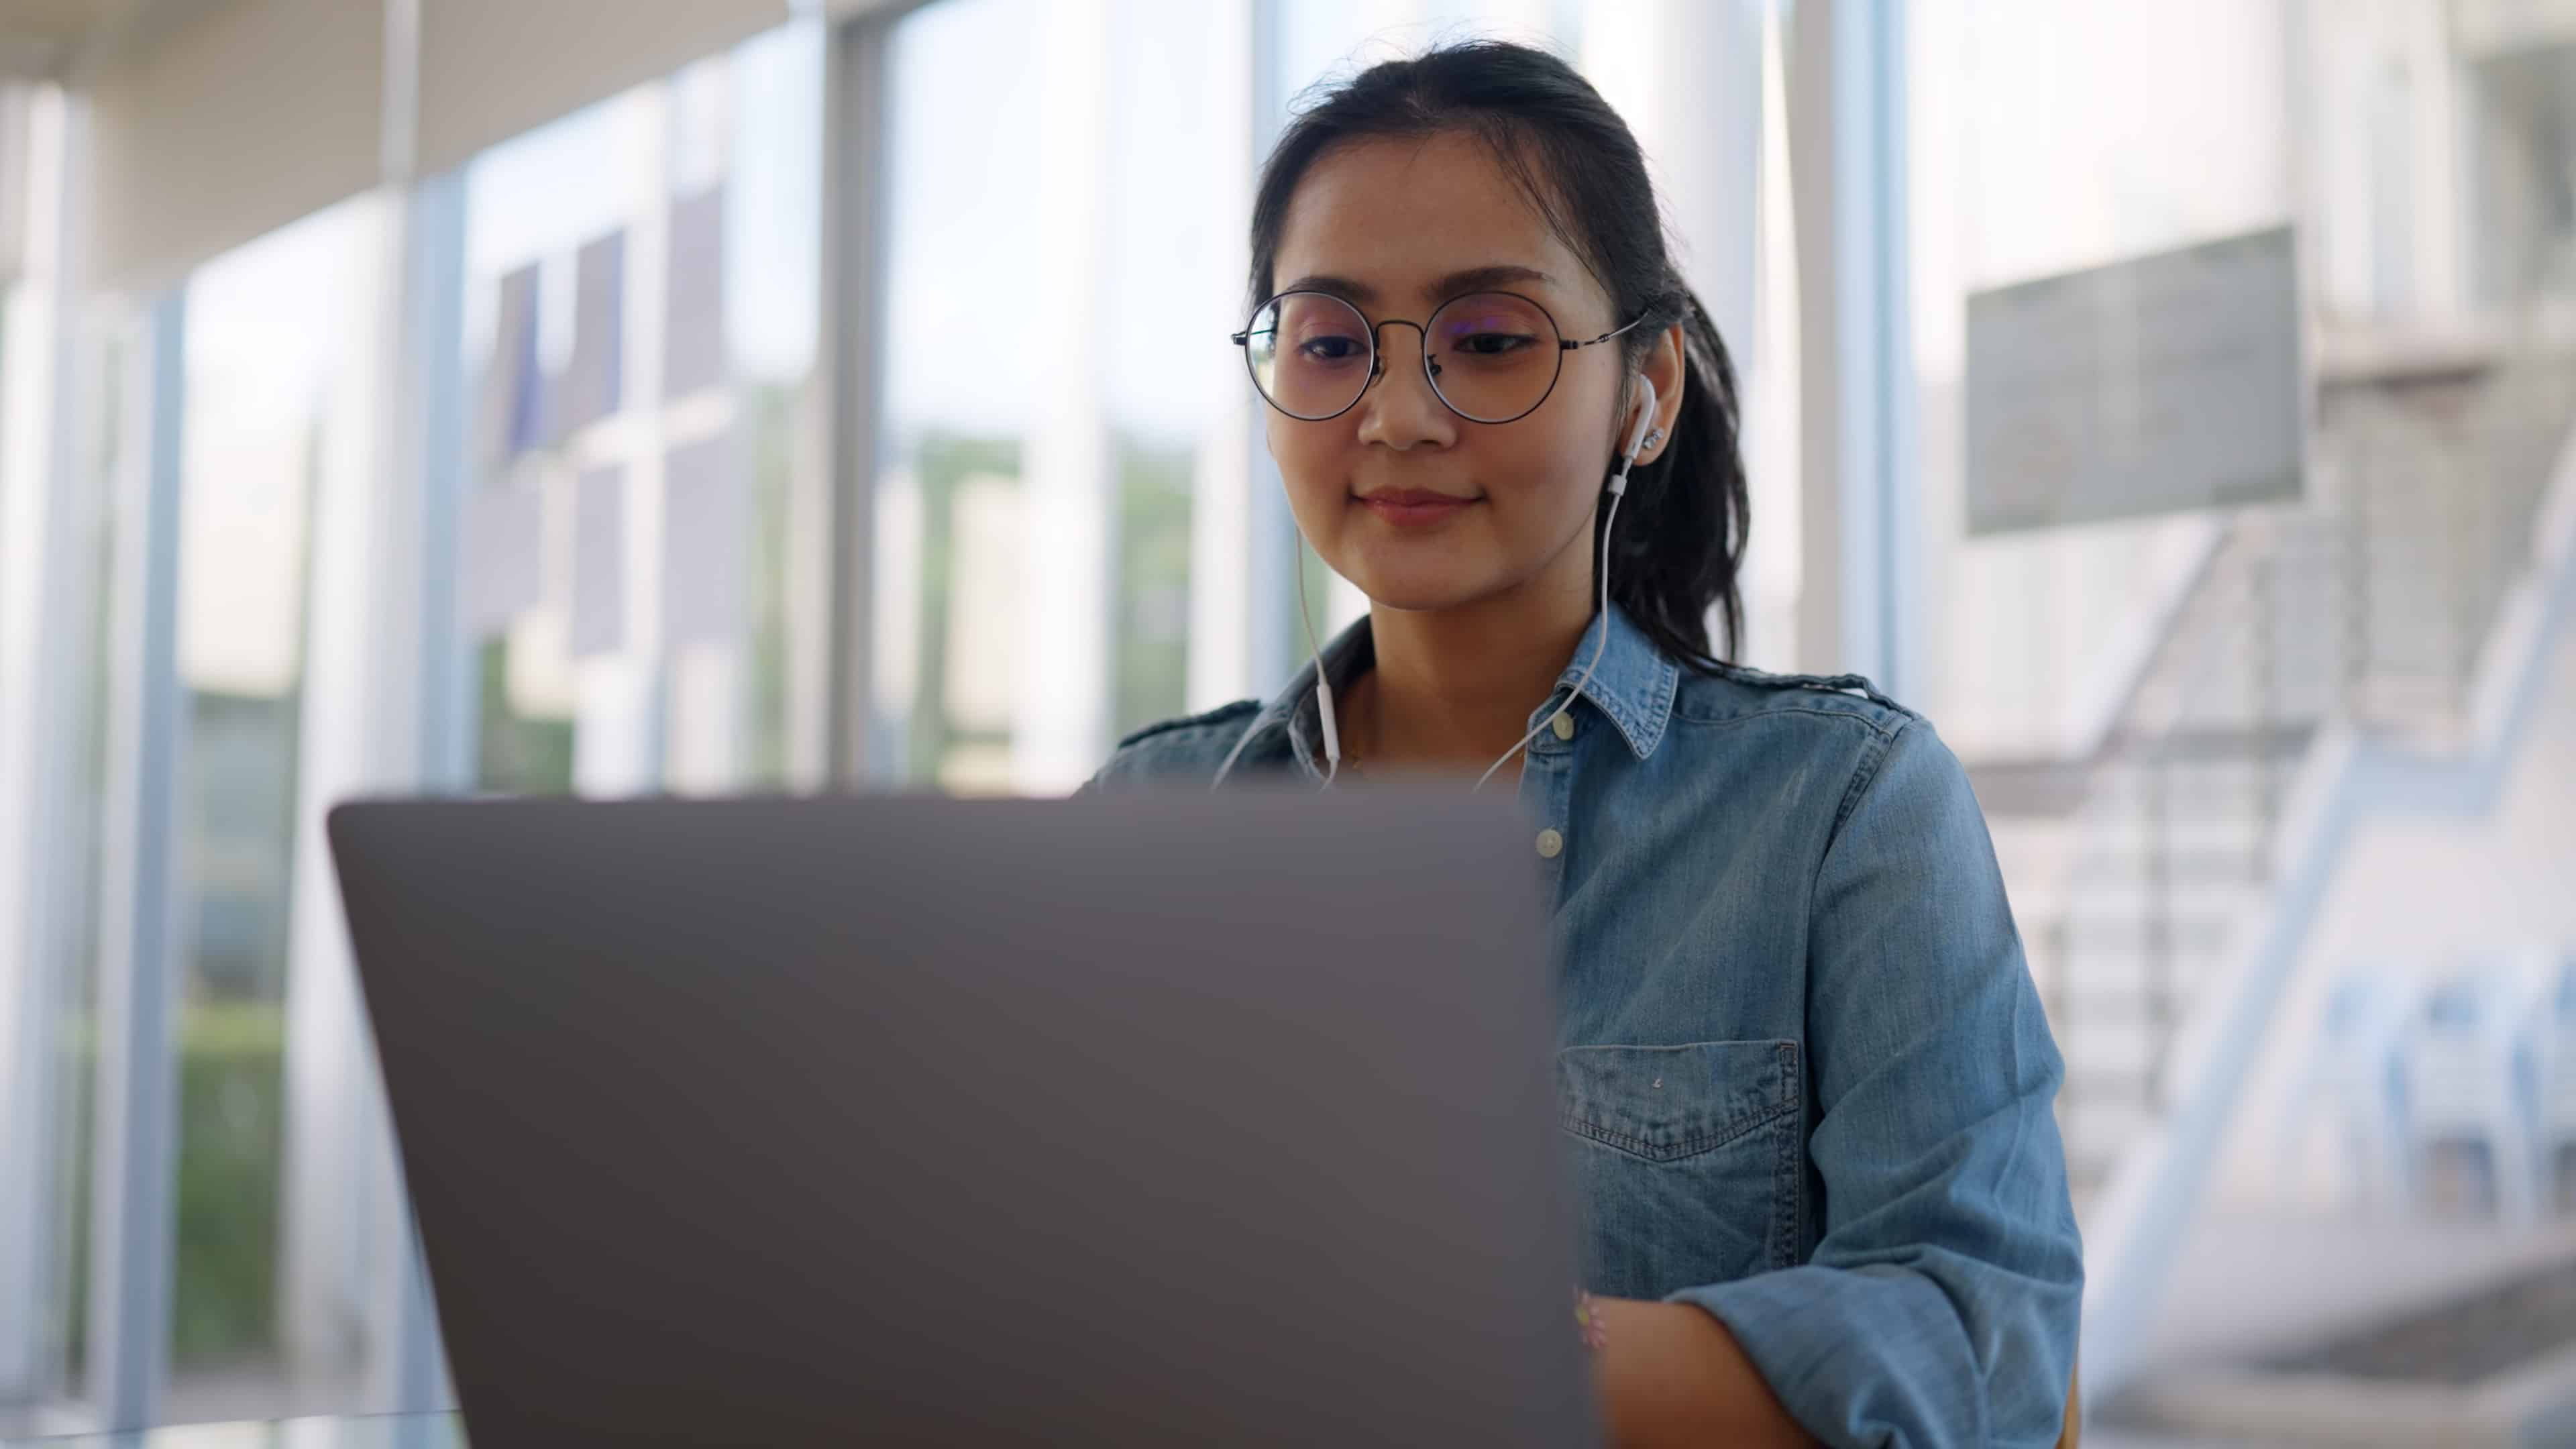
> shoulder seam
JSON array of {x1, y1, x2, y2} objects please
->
[
  {"x1": 1112, "y1": 699, "x2": 1260, "y2": 753},
  {"x1": 1668, "y1": 702, "x2": 1905, "y2": 742},
  {"x1": 1825, "y1": 714, "x2": 1915, "y2": 851},
  {"x1": 1701, "y1": 661, "x2": 1915, "y2": 718}
]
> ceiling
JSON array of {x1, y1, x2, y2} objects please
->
[{"x1": 0, "y1": 0, "x2": 231, "y2": 84}]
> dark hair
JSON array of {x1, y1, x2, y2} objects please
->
[{"x1": 1249, "y1": 40, "x2": 1748, "y2": 667}]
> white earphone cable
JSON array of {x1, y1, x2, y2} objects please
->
[
  {"x1": 1293, "y1": 540, "x2": 1339, "y2": 790},
  {"x1": 1210, "y1": 376, "x2": 1659, "y2": 793},
  {"x1": 1472, "y1": 378, "x2": 1658, "y2": 793},
  {"x1": 1472, "y1": 482, "x2": 1625, "y2": 793}
]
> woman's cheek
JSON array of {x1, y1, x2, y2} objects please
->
[
  {"x1": 1269, "y1": 439, "x2": 1353, "y2": 555},
  {"x1": 1481, "y1": 449, "x2": 1591, "y2": 552}
]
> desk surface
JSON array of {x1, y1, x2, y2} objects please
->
[{"x1": 3, "y1": 1415, "x2": 464, "y2": 1448}]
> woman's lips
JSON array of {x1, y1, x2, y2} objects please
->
[{"x1": 1356, "y1": 490, "x2": 1478, "y2": 526}]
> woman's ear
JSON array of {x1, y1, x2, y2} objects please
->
[{"x1": 1634, "y1": 321, "x2": 1686, "y2": 466}]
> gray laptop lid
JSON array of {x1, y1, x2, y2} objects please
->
[{"x1": 329, "y1": 788, "x2": 1595, "y2": 1447}]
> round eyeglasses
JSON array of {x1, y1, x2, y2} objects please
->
[{"x1": 1232, "y1": 290, "x2": 1647, "y2": 425}]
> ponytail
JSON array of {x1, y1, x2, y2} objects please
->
[{"x1": 1601, "y1": 285, "x2": 1748, "y2": 665}]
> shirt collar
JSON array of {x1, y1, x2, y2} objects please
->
[
  {"x1": 1256, "y1": 602, "x2": 1680, "y2": 778},
  {"x1": 1552, "y1": 602, "x2": 1680, "y2": 761}
]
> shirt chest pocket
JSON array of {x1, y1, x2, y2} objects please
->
[{"x1": 1556, "y1": 1040, "x2": 1803, "y2": 1298}]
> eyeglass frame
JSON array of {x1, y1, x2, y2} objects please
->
[{"x1": 1229, "y1": 288, "x2": 1653, "y2": 426}]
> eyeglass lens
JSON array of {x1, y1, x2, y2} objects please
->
[{"x1": 1242, "y1": 290, "x2": 1566, "y2": 423}]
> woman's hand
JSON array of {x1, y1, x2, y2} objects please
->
[{"x1": 1585, "y1": 1295, "x2": 1819, "y2": 1448}]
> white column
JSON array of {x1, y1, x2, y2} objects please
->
[
  {"x1": 660, "y1": 52, "x2": 743, "y2": 796},
  {"x1": 364, "y1": 178, "x2": 468, "y2": 1429},
  {"x1": 1188, "y1": 413, "x2": 1255, "y2": 712},
  {"x1": 1741, "y1": 0, "x2": 1805, "y2": 671},
  {"x1": 85, "y1": 292, "x2": 184, "y2": 1436},
  {"x1": 572, "y1": 86, "x2": 674, "y2": 798},
  {"x1": 1188, "y1": 1, "x2": 1258, "y2": 714},
  {"x1": 1014, "y1": 0, "x2": 1114, "y2": 794},
  {"x1": 273, "y1": 173, "x2": 469, "y2": 1411},
  {"x1": 1788, "y1": 0, "x2": 1918, "y2": 694},
  {"x1": 275, "y1": 182, "x2": 406, "y2": 1391},
  {"x1": 0, "y1": 83, "x2": 95, "y2": 1408},
  {"x1": 276, "y1": 0, "x2": 456, "y2": 1413},
  {"x1": 819, "y1": 12, "x2": 898, "y2": 787},
  {"x1": 1585, "y1": 0, "x2": 1773, "y2": 661},
  {"x1": 1242, "y1": 0, "x2": 1296, "y2": 702},
  {"x1": 1323, "y1": 555, "x2": 1370, "y2": 635},
  {"x1": 787, "y1": 361, "x2": 839, "y2": 788},
  {"x1": 1580, "y1": 0, "x2": 1763, "y2": 345}
]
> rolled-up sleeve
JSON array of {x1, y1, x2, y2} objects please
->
[{"x1": 1667, "y1": 717, "x2": 2084, "y2": 1446}]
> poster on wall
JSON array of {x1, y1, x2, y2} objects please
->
[
  {"x1": 570, "y1": 463, "x2": 626, "y2": 659},
  {"x1": 661, "y1": 429, "x2": 744, "y2": 648},
  {"x1": 555, "y1": 230, "x2": 626, "y2": 438},
  {"x1": 1966, "y1": 225, "x2": 2304, "y2": 535},
  {"x1": 476, "y1": 264, "x2": 543, "y2": 470},
  {"x1": 665, "y1": 184, "x2": 728, "y2": 401},
  {"x1": 463, "y1": 479, "x2": 544, "y2": 638}
]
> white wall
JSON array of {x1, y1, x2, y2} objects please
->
[
  {"x1": 2213, "y1": 625, "x2": 2576, "y2": 1209},
  {"x1": 1906, "y1": 0, "x2": 2293, "y2": 756}
]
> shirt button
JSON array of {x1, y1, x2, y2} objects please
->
[
  {"x1": 1550, "y1": 713, "x2": 1575, "y2": 741},
  {"x1": 1535, "y1": 828, "x2": 1564, "y2": 859}
]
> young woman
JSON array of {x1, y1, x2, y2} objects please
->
[{"x1": 1091, "y1": 42, "x2": 2080, "y2": 1448}]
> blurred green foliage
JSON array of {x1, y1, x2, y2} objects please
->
[{"x1": 58, "y1": 1002, "x2": 286, "y2": 1372}]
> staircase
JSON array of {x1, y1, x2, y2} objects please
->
[{"x1": 2000, "y1": 341, "x2": 2576, "y2": 1194}]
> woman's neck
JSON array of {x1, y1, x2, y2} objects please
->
[{"x1": 1345, "y1": 567, "x2": 1595, "y2": 773}]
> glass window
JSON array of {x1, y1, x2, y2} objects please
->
[
  {"x1": 165, "y1": 199, "x2": 365, "y2": 1409},
  {"x1": 67, "y1": 17, "x2": 835, "y2": 1424},
  {"x1": 877, "y1": 0, "x2": 1790, "y2": 795},
  {"x1": 878, "y1": 0, "x2": 1253, "y2": 794},
  {"x1": 42, "y1": 318, "x2": 132, "y2": 1409},
  {"x1": 13, "y1": 293, "x2": 129, "y2": 1420},
  {"x1": 458, "y1": 18, "x2": 825, "y2": 799}
]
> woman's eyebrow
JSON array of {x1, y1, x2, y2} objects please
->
[
  {"x1": 1277, "y1": 273, "x2": 1375, "y2": 303},
  {"x1": 1273, "y1": 265, "x2": 1557, "y2": 307},
  {"x1": 1431, "y1": 264, "x2": 1553, "y2": 297}
]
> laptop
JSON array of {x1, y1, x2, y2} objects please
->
[{"x1": 328, "y1": 786, "x2": 1596, "y2": 1446}]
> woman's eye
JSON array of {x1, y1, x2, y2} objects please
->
[
  {"x1": 1297, "y1": 336, "x2": 1366, "y2": 362},
  {"x1": 1454, "y1": 331, "x2": 1537, "y2": 358}
]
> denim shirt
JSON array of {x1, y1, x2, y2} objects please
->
[{"x1": 1088, "y1": 604, "x2": 2084, "y2": 1447}]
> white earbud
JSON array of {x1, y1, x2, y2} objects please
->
[{"x1": 1609, "y1": 376, "x2": 1660, "y2": 496}]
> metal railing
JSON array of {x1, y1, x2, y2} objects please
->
[{"x1": 2033, "y1": 345, "x2": 2576, "y2": 1190}]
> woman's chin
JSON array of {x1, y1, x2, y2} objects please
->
[{"x1": 1338, "y1": 564, "x2": 1493, "y2": 616}]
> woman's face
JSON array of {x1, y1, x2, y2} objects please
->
[{"x1": 1264, "y1": 131, "x2": 1642, "y2": 616}]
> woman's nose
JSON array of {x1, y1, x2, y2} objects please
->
[{"x1": 1356, "y1": 322, "x2": 1456, "y2": 450}]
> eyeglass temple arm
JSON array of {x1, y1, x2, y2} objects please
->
[{"x1": 1562, "y1": 313, "x2": 1652, "y2": 351}]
